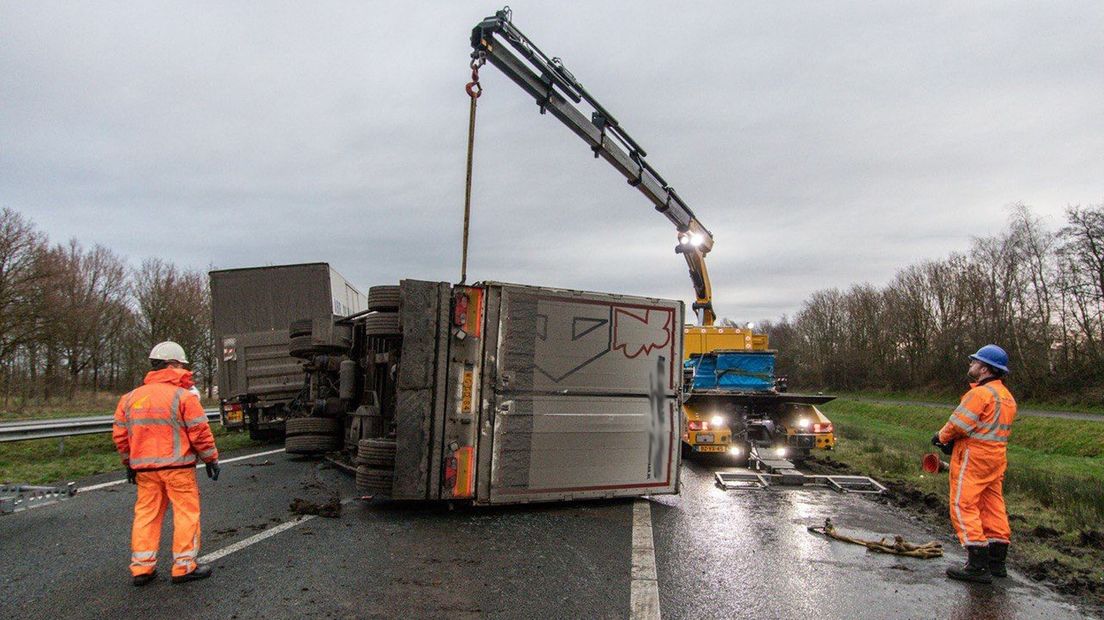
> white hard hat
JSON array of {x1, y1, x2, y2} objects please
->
[{"x1": 149, "y1": 341, "x2": 188, "y2": 364}]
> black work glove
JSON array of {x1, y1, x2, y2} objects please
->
[
  {"x1": 126, "y1": 467, "x2": 137, "y2": 484},
  {"x1": 931, "y1": 433, "x2": 954, "y2": 456},
  {"x1": 205, "y1": 460, "x2": 221, "y2": 481}
]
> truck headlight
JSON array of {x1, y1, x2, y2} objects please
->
[
  {"x1": 728, "y1": 446, "x2": 742, "y2": 456},
  {"x1": 711, "y1": 415, "x2": 725, "y2": 428},
  {"x1": 775, "y1": 447, "x2": 787, "y2": 458}
]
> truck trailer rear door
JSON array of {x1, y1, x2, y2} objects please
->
[{"x1": 477, "y1": 284, "x2": 682, "y2": 504}]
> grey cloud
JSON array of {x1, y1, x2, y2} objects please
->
[{"x1": 2, "y1": 1, "x2": 1101, "y2": 324}]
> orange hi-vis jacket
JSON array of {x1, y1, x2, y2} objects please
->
[
  {"x1": 113, "y1": 368, "x2": 219, "y2": 470},
  {"x1": 938, "y1": 378, "x2": 1016, "y2": 450}
]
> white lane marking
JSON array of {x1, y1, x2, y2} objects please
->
[
  {"x1": 198, "y1": 497, "x2": 356, "y2": 564},
  {"x1": 199, "y1": 516, "x2": 315, "y2": 563},
  {"x1": 631, "y1": 499, "x2": 661, "y2": 620},
  {"x1": 77, "y1": 448, "x2": 286, "y2": 493}
]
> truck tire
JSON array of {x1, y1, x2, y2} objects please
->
[
  {"x1": 289, "y1": 318, "x2": 313, "y2": 338},
  {"x1": 364, "y1": 312, "x2": 400, "y2": 336},
  {"x1": 356, "y1": 439, "x2": 396, "y2": 468},
  {"x1": 286, "y1": 433, "x2": 340, "y2": 454},
  {"x1": 355, "y1": 466, "x2": 394, "y2": 496},
  {"x1": 285, "y1": 417, "x2": 341, "y2": 437},
  {"x1": 367, "y1": 286, "x2": 400, "y2": 312}
]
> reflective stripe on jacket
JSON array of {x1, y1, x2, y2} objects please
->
[
  {"x1": 938, "y1": 379, "x2": 1017, "y2": 449},
  {"x1": 113, "y1": 368, "x2": 219, "y2": 470}
]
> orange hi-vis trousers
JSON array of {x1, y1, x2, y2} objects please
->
[
  {"x1": 947, "y1": 442, "x2": 1011, "y2": 546},
  {"x1": 130, "y1": 468, "x2": 201, "y2": 577}
]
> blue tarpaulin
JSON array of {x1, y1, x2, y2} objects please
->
[{"x1": 685, "y1": 351, "x2": 775, "y2": 392}]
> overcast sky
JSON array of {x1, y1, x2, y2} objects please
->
[{"x1": 2, "y1": 1, "x2": 1102, "y2": 323}]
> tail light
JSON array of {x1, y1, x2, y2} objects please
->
[
  {"x1": 812, "y1": 423, "x2": 833, "y2": 434},
  {"x1": 688, "y1": 420, "x2": 709, "y2": 431}
]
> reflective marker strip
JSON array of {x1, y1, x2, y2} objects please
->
[
  {"x1": 953, "y1": 447, "x2": 972, "y2": 545},
  {"x1": 954, "y1": 405, "x2": 981, "y2": 422},
  {"x1": 630, "y1": 499, "x2": 661, "y2": 620}
]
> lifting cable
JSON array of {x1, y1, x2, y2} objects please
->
[
  {"x1": 460, "y1": 52, "x2": 487, "y2": 284},
  {"x1": 807, "y1": 518, "x2": 944, "y2": 559}
]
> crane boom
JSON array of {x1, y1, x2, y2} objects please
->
[{"x1": 471, "y1": 7, "x2": 717, "y2": 325}]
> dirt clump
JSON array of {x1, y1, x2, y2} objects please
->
[
  {"x1": 1079, "y1": 530, "x2": 1104, "y2": 550},
  {"x1": 290, "y1": 497, "x2": 341, "y2": 518},
  {"x1": 1031, "y1": 525, "x2": 1061, "y2": 539}
]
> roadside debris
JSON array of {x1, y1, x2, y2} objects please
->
[
  {"x1": 237, "y1": 460, "x2": 273, "y2": 467},
  {"x1": 290, "y1": 497, "x2": 341, "y2": 518},
  {"x1": 808, "y1": 518, "x2": 943, "y2": 559}
]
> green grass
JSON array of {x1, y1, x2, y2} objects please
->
[
  {"x1": 844, "y1": 389, "x2": 1104, "y2": 416},
  {"x1": 0, "y1": 391, "x2": 218, "y2": 422},
  {"x1": 821, "y1": 398, "x2": 1104, "y2": 601},
  {"x1": 0, "y1": 427, "x2": 263, "y2": 485}
]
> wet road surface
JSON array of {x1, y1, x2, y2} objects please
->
[{"x1": 0, "y1": 448, "x2": 1093, "y2": 619}]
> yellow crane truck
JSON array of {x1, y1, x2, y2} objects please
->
[{"x1": 681, "y1": 327, "x2": 836, "y2": 465}]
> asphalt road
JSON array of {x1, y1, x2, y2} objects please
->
[{"x1": 0, "y1": 448, "x2": 1093, "y2": 619}]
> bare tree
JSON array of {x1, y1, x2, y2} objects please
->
[
  {"x1": 48, "y1": 239, "x2": 130, "y2": 398},
  {"x1": 0, "y1": 209, "x2": 51, "y2": 405}
]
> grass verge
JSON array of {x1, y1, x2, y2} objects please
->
[
  {"x1": 0, "y1": 427, "x2": 263, "y2": 485},
  {"x1": 816, "y1": 398, "x2": 1104, "y2": 606},
  {"x1": 1, "y1": 391, "x2": 218, "y2": 422},
  {"x1": 845, "y1": 389, "x2": 1104, "y2": 416}
]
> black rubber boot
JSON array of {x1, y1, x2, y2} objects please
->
[
  {"x1": 947, "y1": 545, "x2": 993, "y2": 584},
  {"x1": 171, "y1": 564, "x2": 212, "y2": 584},
  {"x1": 988, "y1": 542, "x2": 1009, "y2": 578},
  {"x1": 132, "y1": 571, "x2": 156, "y2": 587}
]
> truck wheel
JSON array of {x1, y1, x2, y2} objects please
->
[
  {"x1": 355, "y1": 465, "x2": 394, "y2": 496},
  {"x1": 364, "y1": 312, "x2": 400, "y2": 336},
  {"x1": 285, "y1": 434, "x2": 341, "y2": 454},
  {"x1": 289, "y1": 318, "x2": 313, "y2": 338},
  {"x1": 289, "y1": 335, "x2": 341, "y2": 359},
  {"x1": 367, "y1": 285, "x2": 400, "y2": 312},
  {"x1": 285, "y1": 417, "x2": 341, "y2": 437},
  {"x1": 356, "y1": 439, "x2": 397, "y2": 468}
]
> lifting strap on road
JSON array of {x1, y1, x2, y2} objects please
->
[
  {"x1": 460, "y1": 51, "x2": 487, "y2": 284},
  {"x1": 807, "y1": 518, "x2": 944, "y2": 559}
]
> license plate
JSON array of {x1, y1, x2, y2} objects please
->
[
  {"x1": 696, "y1": 445, "x2": 726, "y2": 453},
  {"x1": 697, "y1": 433, "x2": 714, "y2": 443},
  {"x1": 226, "y1": 410, "x2": 243, "y2": 424},
  {"x1": 788, "y1": 434, "x2": 814, "y2": 448}
]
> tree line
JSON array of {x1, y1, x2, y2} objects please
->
[
  {"x1": 764, "y1": 203, "x2": 1104, "y2": 403},
  {"x1": 0, "y1": 208, "x2": 213, "y2": 409}
]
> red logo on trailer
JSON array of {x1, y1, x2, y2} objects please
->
[{"x1": 613, "y1": 308, "x2": 673, "y2": 358}]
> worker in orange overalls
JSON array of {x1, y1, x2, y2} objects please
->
[
  {"x1": 113, "y1": 341, "x2": 221, "y2": 586},
  {"x1": 932, "y1": 344, "x2": 1017, "y2": 584}
]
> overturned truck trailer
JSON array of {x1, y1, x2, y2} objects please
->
[{"x1": 290, "y1": 279, "x2": 684, "y2": 505}]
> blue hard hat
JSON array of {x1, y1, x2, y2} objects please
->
[{"x1": 970, "y1": 344, "x2": 1009, "y2": 374}]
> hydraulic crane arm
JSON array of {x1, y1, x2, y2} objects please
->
[{"x1": 471, "y1": 7, "x2": 717, "y2": 325}]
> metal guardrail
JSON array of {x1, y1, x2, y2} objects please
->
[{"x1": 0, "y1": 408, "x2": 221, "y2": 443}]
